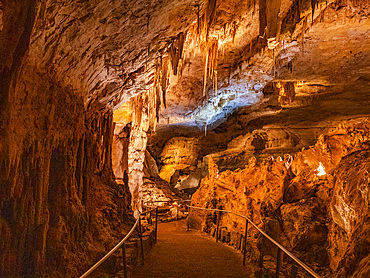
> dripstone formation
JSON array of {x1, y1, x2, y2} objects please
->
[{"x1": 0, "y1": 0, "x2": 369, "y2": 277}]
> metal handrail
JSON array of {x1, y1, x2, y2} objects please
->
[
  {"x1": 144, "y1": 199, "x2": 191, "y2": 204},
  {"x1": 187, "y1": 204, "x2": 321, "y2": 278},
  {"x1": 79, "y1": 207, "x2": 157, "y2": 278},
  {"x1": 79, "y1": 199, "x2": 320, "y2": 278},
  {"x1": 80, "y1": 199, "x2": 189, "y2": 277}
]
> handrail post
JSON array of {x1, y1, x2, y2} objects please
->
[
  {"x1": 187, "y1": 206, "x2": 190, "y2": 231},
  {"x1": 276, "y1": 248, "x2": 282, "y2": 278},
  {"x1": 138, "y1": 216, "x2": 144, "y2": 265},
  {"x1": 155, "y1": 207, "x2": 158, "y2": 243},
  {"x1": 259, "y1": 243, "x2": 263, "y2": 278},
  {"x1": 216, "y1": 210, "x2": 221, "y2": 243},
  {"x1": 121, "y1": 243, "x2": 128, "y2": 278},
  {"x1": 291, "y1": 264, "x2": 298, "y2": 278},
  {"x1": 243, "y1": 219, "x2": 248, "y2": 266}
]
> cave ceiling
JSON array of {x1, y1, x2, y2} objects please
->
[
  {"x1": 24, "y1": 0, "x2": 298, "y2": 116},
  {"x1": 28, "y1": 0, "x2": 205, "y2": 112},
  {"x1": 20, "y1": 0, "x2": 370, "y2": 129}
]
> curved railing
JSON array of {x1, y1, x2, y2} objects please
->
[
  {"x1": 79, "y1": 207, "x2": 158, "y2": 278},
  {"x1": 79, "y1": 199, "x2": 320, "y2": 278},
  {"x1": 187, "y1": 204, "x2": 321, "y2": 278}
]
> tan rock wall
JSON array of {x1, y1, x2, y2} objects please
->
[
  {"x1": 0, "y1": 3, "x2": 132, "y2": 275},
  {"x1": 191, "y1": 118, "x2": 370, "y2": 276},
  {"x1": 0, "y1": 62, "x2": 131, "y2": 276}
]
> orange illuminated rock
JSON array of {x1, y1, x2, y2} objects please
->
[{"x1": 191, "y1": 118, "x2": 370, "y2": 276}]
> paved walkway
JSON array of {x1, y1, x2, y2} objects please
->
[{"x1": 132, "y1": 219, "x2": 252, "y2": 278}]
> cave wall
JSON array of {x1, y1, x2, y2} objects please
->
[
  {"x1": 0, "y1": 1, "x2": 130, "y2": 277},
  {"x1": 191, "y1": 119, "x2": 370, "y2": 277},
  {"x1": 0, "y1": 63, "x2": 129, "y2": 277},
  {"x1": 1, "y1": 0, "x2": 368, "y2": 275}
]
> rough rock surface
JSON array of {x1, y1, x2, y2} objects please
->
[
  {"x1": 159, "y1": 136, "x2": 200, "y2": 183},
  {"x1": 191, "y1": 119, "x2": 370, "y2": 276},
  {"x1": 0, "y1": 0, "x2": 369, "y2": 276},
  {"x1": 329, "y1": 147, "x2": 370, "y2": 277}
]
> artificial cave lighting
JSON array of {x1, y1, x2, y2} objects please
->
[{"x1": 316, "y1": 162, "x2": 326, "y2": 176}]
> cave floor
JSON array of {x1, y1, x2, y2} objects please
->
[{"x1": 131, "y1": 219, "x2": 252, "y2": 278}]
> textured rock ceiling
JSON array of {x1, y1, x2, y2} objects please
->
[
  {"x1": 25, "y1": 0, "x2": 319, "y2": 119},
  {"x1": 2, "y1": 0, "x2": 369, "y2": 125},
  {"x1": 28, "y1": 0, "x2": 205, "y2": 112},
  {"x1": 19, "y1": 0, "x2": 369, "y2": 198},
  {"x1": 105, "y1": 0, "x2": 370, "y2": 207}
]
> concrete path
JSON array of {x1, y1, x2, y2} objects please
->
[{"x1": 132, "y1": 219, "x2": 252, "y2": 278}]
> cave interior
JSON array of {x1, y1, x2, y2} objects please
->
[{"x1": 0, "y1": 0, "x2": 370, "y2": 277}]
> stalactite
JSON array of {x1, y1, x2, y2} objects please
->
[
  {"x1": 153, "y1": 58, "x2": 161, "y2": 121},
  {"x1": 211, "y1": 40, "x2": 218, "y2": 95},
  {"x1": 259, "y1": 0, "x2": 267, "y2": 37},
  {"x1": 160, "y1": 56, "x2": 169, "y2": 108},
  {"x1": 195, "y1": 1, "x2": 201, "y2": 39},
  {"x1": 203, "y1": 49, "x2": 209, "y2": 97},
  {"x1": 136, "y1": 94, "x2": 143, "y2": 126},
  {"x1": 311, "y1": 0, "x2": 318, "y2": 23},
  {"x1": 231, "y1": 21, "x2": 237, "y2": 43},
  {"x1": 301, "y1": 16, "x2": 308, "y2": 55},
  {"x1": 169, "y1": 32, "x2": 186, "y2": 75},
  {"x1": 201, "y1": 38, "x2": 219, "y2": 98},
  {"x1": 155, "y1": 84, "x2": 161, "y2": 121},
  {"x1": 148, "y1": 88, "x2": 157, "y2": 132},
  {"x1": 105, "y1": 111, "x2": 114, "y2": 171},
  {"x1": 184, "y1": 1, "x2": 220, "y2": 99},
  {"x1": 320, "y1": 5, "x2": 325, "y2": 22},
  {"x1": 202, "y1": 38, "x2": 218, "y2": 97},
  {"x1": 205, "y1": 0, "x2": 217, "y2": 41},
  {"x1": 178, "y1": 32, "x2": 185, "y2": 61},
  {"x1": 293, "y1": 0, "x2": 301, "y2": 26},
  {"x1": 214, "y1": 70, "x2": 218, "y2": 96}
]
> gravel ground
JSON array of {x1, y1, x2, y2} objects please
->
[{"x1": 132, "y1": 219, "x2": 253, "y2": 278}]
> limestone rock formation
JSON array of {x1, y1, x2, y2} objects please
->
[
  {"x1": 0, "y1": 0, "x2": 369, "y2": 276},
  {"x1": 280, "y1": 197, "x2": 329, "y2": 267},
  {"x1": 159, "y1": 136, "x2": 200, "y2": 183},
  {"x1": 329, "y1": 147, "x2": 370, "y2": 277},
  {"x1": 191, "y1": 119, "x2": 370, "y2": 276}
]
